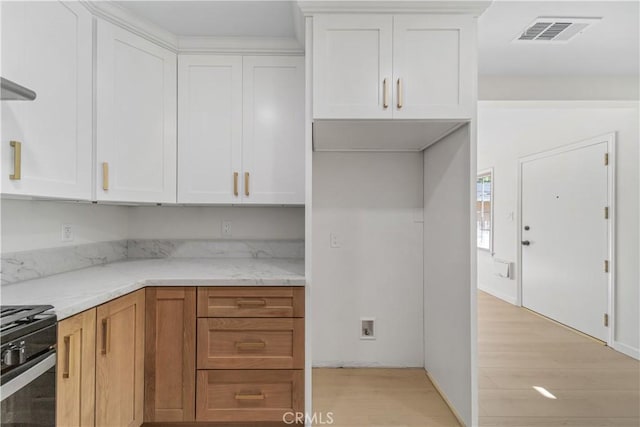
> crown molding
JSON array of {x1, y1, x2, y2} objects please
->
[
  {"x1": 81, "y1": 0, "x2": 178, "y2": 51},
  {"x1": 297, "y1": 1, "x2": 492, "y2": 16},
  {"x1": 177, "y1": 37, "x2": 304, "y2": 55}
]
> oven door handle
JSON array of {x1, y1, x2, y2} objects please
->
[{"x1": 0, "y1": 351, "x2": 56, "y2": 401}]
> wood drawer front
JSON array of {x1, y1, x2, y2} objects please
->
[
  {"x1": 197, "y1": 287, "x2": 304, "y2": 318},
  {"x1": 197, "y1": 318, "x2": 304, "y2": 369},
  {"x1": 196, "y1": 370, "x2": 304, "y2": 423}
]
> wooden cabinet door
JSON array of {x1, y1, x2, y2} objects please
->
[
  {"x1": 145, "y1": 287, "x2": 196, "y2": 422},
  {"x1": 96, "y1": 290, "x2": 145, "y2": 427},
  {"x1": 242, "y1": 56, "x2": 305, "y2": 204},
  {"x1": 1, "y1": 1, "x2": 92, "y2": 200},
  {"x1": 56, "y1": 309, "x2": 96, "y2": 427},
  {"x1": 313, "y1": 14, "x2": 393, "y2": 119},
  {"x1": 96, "y1": 21, "x2": 177, "y2": 203},
  {"x1": 392, "y1": 15, "x2": 474, "y2": 119},
  {"x1": 177, "y1": 55, "x2": 243, "y2": 204}
]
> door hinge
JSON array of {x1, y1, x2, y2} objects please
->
[
  {"x1": 604, "y1": 260, "x2": 609, "y2": 273},
  {"x1": 604, "y1": 206, "x2": 609, "y2": 219},
  {"x1": 604, "y1": 313, "x2": 609, "y2": 327},
  {"x1": 604, "y1": 153, "x2": 609, "y2": 166}
]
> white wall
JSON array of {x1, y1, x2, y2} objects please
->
[
  {"x1": 477, "y1": 101, "x2": 640, "y2": 358},
  {"x1": 424, "y1": 125, "x2": 475, "y2": 427},
  {"x1": 127, "y1": 206, "x2": 304, "y2": 240},
  {"x1": 479, "y1": 76, "x2": 639, "y2": 101},
  {"x1": 312, "y1": 152, "x2": 424, "y2": 367},
  {"x1": 1, "y1": 199, "x2": 305, "y2": 253},
  {"x1": 1, "y1": 199, "x2": 129, "y2": 253}
]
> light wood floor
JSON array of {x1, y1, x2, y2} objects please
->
[{"x1": 313, "y1": 292, "x2": 640, "y2": 427}]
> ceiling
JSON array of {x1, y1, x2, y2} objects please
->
[
  {"x1": 115, "y1": 1, "x2": 298, "y2": 38},
  {"x1": 478, "y1": 1, "x2": 639, "y2": 76},
  {"x1": 115, "y1": 0, "x2": 639, "y2": 76}
]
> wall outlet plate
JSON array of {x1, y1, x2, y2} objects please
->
[
  {"x1": 360, "y1": 317, "x2": 376, "y2": 340},
  {"x1": 61, "y1": 224, "x2": 74, "y2": 242},
  {"x1": 222, "y1": 220, "x2": 232, "y2": 237}
]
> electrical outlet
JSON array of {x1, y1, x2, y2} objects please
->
[
  {"x1": 61, "y1": 224, "x2": 74, "y2": 242},
  {"x1": 330, "y1": 232, "x2": 341, "y2": 248},
  {"x1": 222, "y1": 220, "x2": 232, "y2": 237},
  {"x1": 360, "y1": 318, "x2": 376, "y2": 340}
]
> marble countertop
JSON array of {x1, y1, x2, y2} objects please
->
[{"x1": 0, "y1": 258, "x2": 305, "y2": 320}]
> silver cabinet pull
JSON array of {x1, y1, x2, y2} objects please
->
[{"x1": 383, "y1": 78, "x2": 389, "y2": 109}]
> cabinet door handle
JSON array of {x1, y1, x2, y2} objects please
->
[
  {"x1": 233, "y1": 172, "x2": 239, "y2": 196},
  {"x1": 397, "y1": 78, "x2": 403, "y2": 109},
  {"x1": 236, "y1": 299, "x2": 266, "y2": 307},
  {"x1": 244, "y1": 172, "x2": 250, "y2": 197},
  {"x1": 382, "y1": 78, "x2": 389, "y2": 109},
  {"x1": 235, "y1": 341, "x2": 266, "y2": 350},
  {"x1": 9, "y1": 141, "x2": 21, "y2": 180},
  {"x1": 102, "y1": 162, "x2": 109, "y2": 191},
  {"x1": 101, "y1": 318, "x2": 110, "y2": 355},
  {"x1": 235, "y1": 392, "x2": 265, "y2": 401},
  {"x1": 62, "y1": 335, "x2": 71, "y2": 379}
]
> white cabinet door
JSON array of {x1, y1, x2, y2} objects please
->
[
  {"x1": 392, "y1": 15, "x2": 474, "y2": 119},
  {"x1": 177, "y1": 55, "x2": 242, "y2": 204},
  {"x1": 242, "y1": 56, "x2": 305, "y2": 204},
  {"x1": 1, "y1": 1, "x2": 92, "y2": 200},
  {"x1": 313, "y1": 15, "x2": 392, "y2": 119},
  {"x1": 96, "y1": 21, "x2": 177, "y2": 203}
]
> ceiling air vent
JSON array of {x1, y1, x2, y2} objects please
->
[{"x1": 515, "y1": 17, "x2": 601, "y2": 43}]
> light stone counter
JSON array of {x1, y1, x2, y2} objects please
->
[{"x1": 1, "y1": 258, "x2": 305, "y2": 320}]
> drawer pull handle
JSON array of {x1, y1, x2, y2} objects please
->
[
  {"x1": 236, "y1": 299, "x2": 266, "y2": 307},
  {"x1": 235, "y1": 392, "x2": 265, "y2": 400},
  {"x1": 233, "y1": 172, "x2": 239, "y2": 196},
  {"x1": 235, "y1": 341, "x2": 266, "y2": 350}
]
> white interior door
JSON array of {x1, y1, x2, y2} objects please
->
[{"x1": 521, "y1": 139, "x2": 609, "y2": 341}]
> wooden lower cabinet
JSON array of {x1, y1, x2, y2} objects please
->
[
  {"x1": 56, "y1": 309, "x2": 96, "y2": 427},
  {"x1": 144, "y1": 287, "x2": 196, "y2": 422},
  {"x1": 95, "y1": 289, "x2": 145, "y2": 427},
  {"x1": 196, "y1": 370, "x2": 304, "y2": 422}
]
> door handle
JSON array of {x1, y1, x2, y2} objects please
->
[
  {"x1": 9, "y1": 141, "x2": 21, "y2": 180},
  {"x1": 382, "y1": 78, "x2": 389, "y2": 109},
  {"x1": 397, "y1": 78, "x2": 403, "y2": 109},
  {"x1": 101, "y1": 318, "x2": 110, "y2": 355},
  {"x1": 62, "y1": 335, "x2": 71, "y2": 379},
  {"x1": 521, "y1": 240, "x2": 531, "y2": 246},
  {"x1": 244, "y1": 172, "x2": 250, "y2": 197}
]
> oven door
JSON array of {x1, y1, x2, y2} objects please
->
[{"x1": 1, "y1": 351, "x2": 56, "y2": 427}]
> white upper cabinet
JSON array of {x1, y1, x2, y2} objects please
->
[
  {"x1": 178, "y1": 56, "x2": 242, "y2": 204},
  {"x1": 393, "y1": 15, "x2": 473, "y2": 119},
  {"x1": 96, "y1": 21, "x2": 177, "y2": 204},
  {"x1": 177, "y1": 55, "x2": 305, "y2": 205},
  {"x1": 1, "y1": 1, "x2": 92, "y2": 200},
  {"x1": 313, "y1": 14, "x2": 474, "y2": 120},
  {"x1": 313, "y1": 15, "x2": 392, "y2": 119},
  {"x1": 242, "y1": 56, "x2": 305, "y2": 205}
]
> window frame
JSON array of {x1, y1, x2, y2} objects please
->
[{"x1": 476, "y1": 167, "x2": 494, "y2": 253}]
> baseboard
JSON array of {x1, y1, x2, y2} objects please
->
[
  {"x1": 312, "y1": 362, "x2": 424, "y2": 368},
  {"x1": 478, "y1": 284, "x2": 518, "y2": 305},
  {"x1": 613, "y1": 340, "x2": 640, "y2": 360},
  {"x1": 425, "y1": 370, "x2": 466, "y2": 427}
]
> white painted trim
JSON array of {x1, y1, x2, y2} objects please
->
[
  {"x1": 177, "y1": 36, "x2": 304, "y2": 55},
  {"x1": 81, "y1": 0, "x2": 178, "y2": 52},
  {"x1": 304, "y1": 15, "x2": 314, "y2": 427},
  {"x1": 613, "y1": 341, "x2": 640, "y2": 361},
  {"x1": 478, "y1": 285, "x2": 518, "y2": 305},
  {"x1": 425, "y1": 370, "x2": 467, "y2": 427},
  {"x1": 516, "y1": 133, "x2": 617, "y2": 348},
  {"x1": 297, "y1": 0, "x2": 491, "y2": 16}
]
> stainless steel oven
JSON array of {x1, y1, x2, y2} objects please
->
[{"x1": 1, "y1": 306, "x2": 56, "y2": 427}]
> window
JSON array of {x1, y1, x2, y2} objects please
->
[{"x1": 477, "y1": 169, "x2": 493, "y2": 251}]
